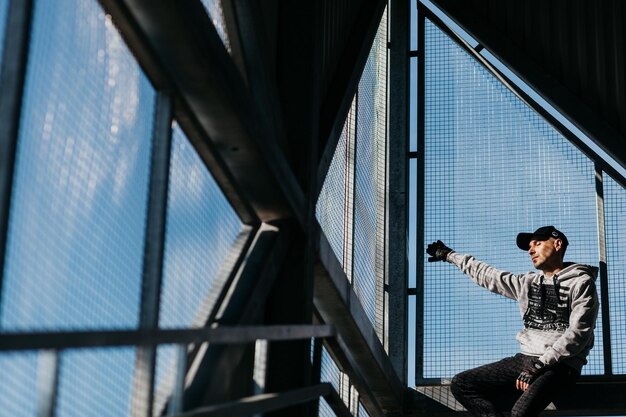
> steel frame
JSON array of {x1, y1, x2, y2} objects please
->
[
  {"x1": 387, "y1": 0, "x2": 410, "y2": 387},
  {"x1": 2, "y1": 324, "x2": 337, "y2": 417},
  {"x1": 0, "y1": 325, "x2": 336, "y2": 352},
  {"x1": 175, "y1": 383, "x2": 335, "y2": 417},
  {"x1": 0, "y1": 0, "x2": 409, "y2": 416},
  {"x1": 98, "y1": 0, "x2": 304, "y2": 226},
  {"x1": 594, "y1": 164, "x2": 613, "y2": 375},
  {"x1": 316, "y1": 0, "x2": 389, "y2": 202},
  {"x1": 412, "y1": 1, "x2": 626, "y2": 414},
  {"x1": 133, "y1": 90, "x2": 173, "y2": 417},
  {"x1": 316, "y1": 231, "x2": 404, "y2": 415},
  {"x1": 0, "y1": 0, "x2": 33, "y2": 316},
  {"x1": 424, "y1": 0, "x2": 626, "y2": 191},
  {"x1": 414, "y1": 2, "x2": 426, "y2": 385},
  {"x1": 416, "y1": 0, "x2": 625, "y2": 382}
]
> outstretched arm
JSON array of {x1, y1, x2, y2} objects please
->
[{"x1": 426, "y1": 240, "x2": 526, "y2": 300}]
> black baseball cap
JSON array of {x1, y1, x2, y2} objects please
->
[{"x1": 516, "y1": 226, "x2": 569, "y2": 250}]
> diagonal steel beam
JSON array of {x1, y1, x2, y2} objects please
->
[
  {"x1": 182, "y1": 221, "x2": 297, "y2": 409},
  {"x1": 229, "y1": 0, "x2": 288, "y2": 156},
  {"x1": 98, "y1": 0, "x2": 304, "y2": 226},
  {"x1": 314, "y1": 231, "x2": 405, "y2": 416}
]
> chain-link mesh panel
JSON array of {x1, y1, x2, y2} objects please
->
[
  {"x1": 319, "y1": 397, "x2": 338, "y2": 417},
  {"x1": 0, "y1": 0, "x2": 155, "y2": 331},
  {"x1": 316, "y1": 104, "x2": 354, "y2": 273},
  {"x1": 316, "y1": 7, "x2": 388, "y2": 331},
  {"x1": 319, "y1": 346, "x2": 342, "y2": 417},
  {"x1": 159, "y1": 123, "x2": 243, "y2": 329},
  {"x1": 0, "y1": 351, "x2": 38, "y2": 417},
  {"x1": 55, "y1": 347, "x2": 136, "y2": 417},
  {"x1": 604, "y1": 173, "x2": 626, "y2": 374},
  {"x1": 200, "y1": 0, "x2": 230, "y2": 52},
  {"x1": 352, "y1": 6, "x2": 387, "y2": 339},
  {"x1": 320, "y1": 346, "x2": 340, "y2": 393},
  {"x1": 422, "y1": 19, "x2": 603, "y2": 379}
]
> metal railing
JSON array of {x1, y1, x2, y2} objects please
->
[{"x1": 0, "y1": 324, "x2": 340, "y2": 417}]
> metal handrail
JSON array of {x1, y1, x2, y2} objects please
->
[{"x1": 0, "y1": 324, "x2": 336, "y2": 351}]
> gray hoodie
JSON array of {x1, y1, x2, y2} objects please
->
[{"x1": 447, "y1": 252, "x2": 599, "y2": 372}]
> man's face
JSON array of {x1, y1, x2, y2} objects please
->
[{"x1": 528, "y1": 237, "x2": 561, "y2": 270}]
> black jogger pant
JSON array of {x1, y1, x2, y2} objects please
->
[{"x1": 450, "y1": 354, "x2": 579, "y2": 417}]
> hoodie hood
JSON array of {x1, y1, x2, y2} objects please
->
[
  {"x1": 552, "y1": 262, "x2": 598, "y2": 283},
  {"x1": 536, "y1": 263, "x2": 597, "y2": 319}
]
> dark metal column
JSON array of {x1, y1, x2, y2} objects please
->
[
  {"x1": 386, "y1": 0, "x2": 410, "y2": 388},
  {"x1": 414, "y1": 4, "x2": 426, "y2": 384},
  {"x1": 0, "y1": 0, "x2": 33, "y2": 307},
  {"x1": 184, "y1": 222, "x2": 293, "y2": 409},
  {"x1": 132, "y1": 92, "x2": 173, "y2": 417},
  {"x1": 229, "y1": 0, "x2": 287, "y2": 154},
  {"x1": 264, "y1": 229, "x2": 316, "y2": 417},
  {"x1": 595, "y1": 164, "x2": 613, "y2": 375},
  {"x1": 264, "y1": 1, "x2": 322, "y2": 415}
]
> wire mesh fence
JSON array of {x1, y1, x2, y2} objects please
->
[
  {"x1": 0, "y1": 0, "x2": 249, "y2": 416},
  {"x1": 316, "y1": 105, "x2": 353, "y2": 278},
  {"x1": 353, "y1": 6, "x2": 388, "y2": 340},
  {"x1": 316, "y1": 344, "x2": 370, "y2": 417},
  {"x1": 316, "y1": 5, "x2": 388, "y2": 344},
  {"x1": 0, "y1": 351, "x2": 38, "y2": 417},
  {"x1": 420, "y1": 17, "x2": 608, "y2": 380},
  {"x1": 159, "y1": 123, "x2": 243, "y2": 329},
  {"x1": 603, "y1": 172, "x2": 626, "y2": 374},
  {"x1": 0, "y1": 0, "x2": 155, "y2": 333},
  {"x1": 56, "y1": 347, "x2": 137, "y2": 417}
]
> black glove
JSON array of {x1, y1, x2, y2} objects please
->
[
  {"x1": 426, "y1": 240, "x2": 452, "y2": 262},
  {"x1": 516, "y1": 359, "x2": 546, "y2": 391}
]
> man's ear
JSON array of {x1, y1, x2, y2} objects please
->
[{"x1": 554, "y1": 238, "x2": 563, "y2": 252}]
